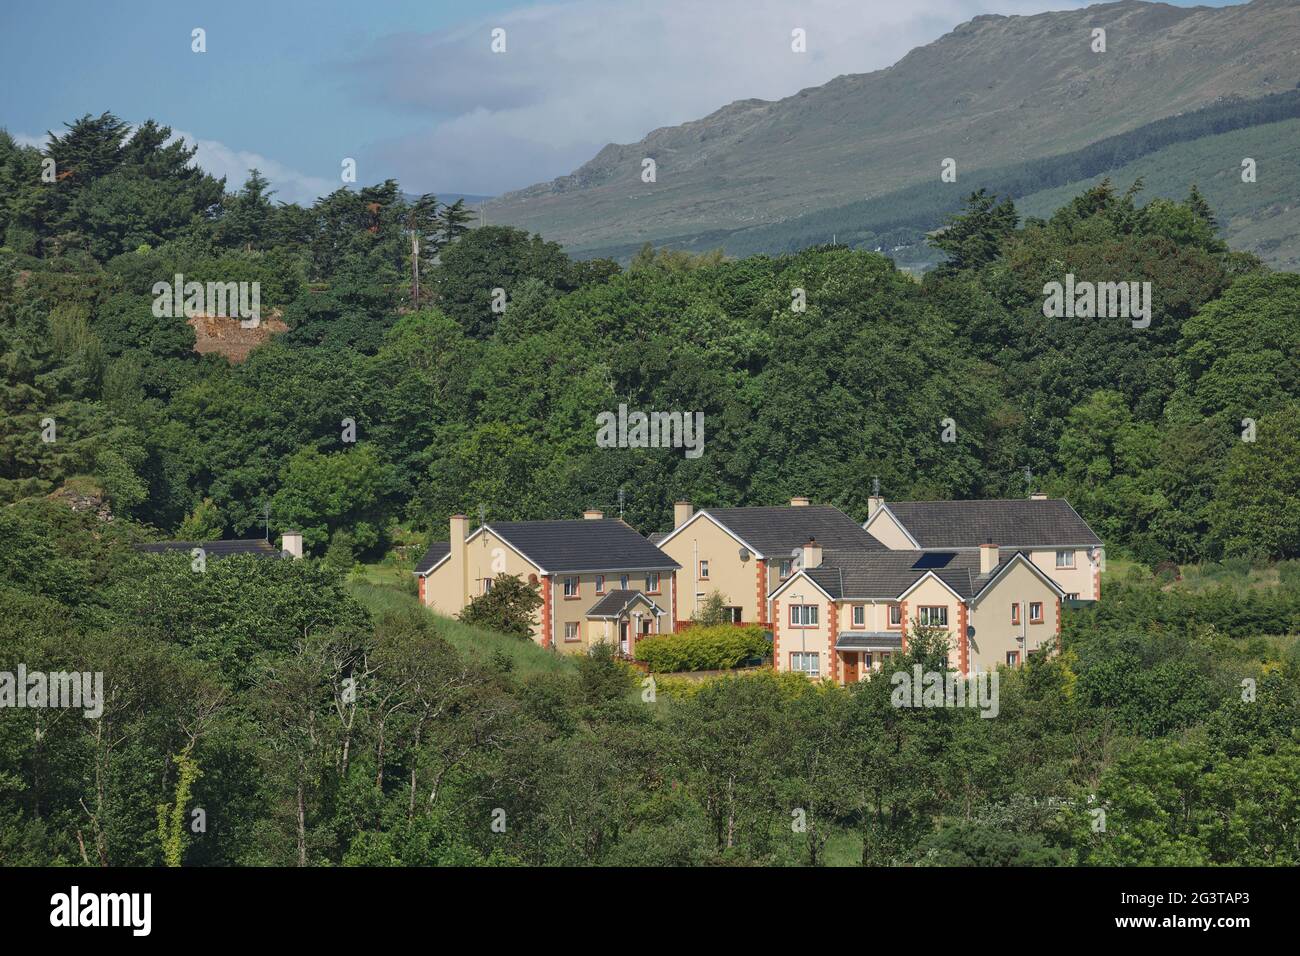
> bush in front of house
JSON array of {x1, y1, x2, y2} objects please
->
[{"x1": 634, "y1": 624, "x2": 770, "y2": 673}]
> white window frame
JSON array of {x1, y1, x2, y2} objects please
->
[
  {"x1": 790, "y1": 652, "x2": 820, "y2": 676},
  {"x1": 564, "y1": 622, "x2": 580, "y2": 642},
  {"x1": 918, "y1": 605, "x2": 948, "y2": 627},
  {"x1": 852, "y1": 605, "x2": 865, "y2": 627},
  {"x1": 645, "y1": 572, "x2": 661, "y2": 593},
  {"x1": 789, "y1": 604, "x2": 819, "y2": 627},
  {"x1": 1055, "y1": 550, "x2": 1076, "y2": 569},
  {"x1": 563, "y1": 576, "x2": 579, "y2": 598},
  {"x1": 698, "y1": 560, "x2": 709, "y2": 580}
]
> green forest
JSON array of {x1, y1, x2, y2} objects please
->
[{"x1": 1, "y1": 113, "x2": 1298, "y2": 866}]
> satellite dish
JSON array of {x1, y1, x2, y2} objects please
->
[
  {"x1": 966, "y1": 625, "x2": 976, "y2": 639},
  {"x1": 738, "y1": 547, "x2": 751, "y2": 562}
]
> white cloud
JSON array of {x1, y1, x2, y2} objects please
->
[
  {"x1": 347, "y1": 0, "x2": 1081, "y2": 196},
  {"x1": 11, "y1": 131, "x2": 51, "y2": 149},
  {"x1": 169, "y1": 130, "x2": 337, "y2": 205}
]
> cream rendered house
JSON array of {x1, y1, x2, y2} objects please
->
[
  {"x1": 767, "y1": 540, "x2": 1066, "y2": 684},
  {"x1": 651, "y1": 497, "x2": 888, "y2": 629},
  {"x1": 415, "y1": 510, "x2": 679, "y2": 655},
  {"x1": 863, "y1": 494, "x2": 1103, "y2": 602}
]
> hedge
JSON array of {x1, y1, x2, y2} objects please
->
[{"x1": 633, "y1": 624, "x2": 771, "y2": 673}]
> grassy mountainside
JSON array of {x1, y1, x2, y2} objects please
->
[{"x1": 485, "y1": 0, "x2": 1300, "y2": 261}]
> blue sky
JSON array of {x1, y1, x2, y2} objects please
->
[{"x1": 0, "y1": 0, "x2": 1244, "y2": 203}]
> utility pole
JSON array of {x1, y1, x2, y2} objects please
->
[{"x1": 262, "y1": 500, "x2": 270, "y2": 541}]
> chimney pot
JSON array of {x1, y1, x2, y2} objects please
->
[
  {"x1": 1030, "y1": 492, "x2": 1048, "y2": 500},
  {"x1": 790, "y1": 496, "x2": 810, "y2": 507},
  {"x1": 583, "y1": 508, "x2": 603, "y2": 520}
]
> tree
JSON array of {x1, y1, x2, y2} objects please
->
[
  {"x1": 458, "y1": 573, "x2": 543, "y2": 638},
  {"x1": 928, "y1": 189, "x2": 1019, "y2": 274}
]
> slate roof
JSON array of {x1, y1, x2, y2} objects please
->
[
  {"x1": 134, "y1": 539, "x2": 286, "y2": 561},
  {"x1": 693, "y1": 505, "x2": 886, "y2": 556},
  {"x1": 416, "y1": 520, "x2": 678, "y2": 576},
  {"x1": 790, "y1": 548, "x2": 1039, "y2": 602},
  {"x1": 882, "y1": 499, "x2": 1102, "y2": 549},
  {"x1": 836, "y1": 632, "x2": 903, "y2": 650},
  {"x1": 414, "y1": 541, "x2": 451, "y2": 575},
  {"x1": 586, "y1": 589, "x2": 664, "y2": 619}
]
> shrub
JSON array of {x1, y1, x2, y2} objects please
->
[{"x1": 633, "y1": 624, "x2": 770, "y2": 673}]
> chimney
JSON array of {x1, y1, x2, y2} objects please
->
[
  {"x1": 674, "y1": 500, "x2": 693, "y2": 528},
  {"x1": 802, "y1": 537, "x2": 822, "y2": 570},
  {"x1": 583, "y1": 508, "x2": 604, "y2": 520},
  {"x1": 867, "y1": 495, "x2": 884, "y2": 519},
  {"x1": 979, "y1": 541, "x2": 998, "y2": 575},
  {"x1": 280, "y1": 530, "x2": 303, "y2": 560},
  {"x1": 449, "y1": 514, "x2": 469, "y2": 613},
  {"x1": 790, "y1": 496, "x2": 810, "y2": 507},
  {"x1": 1030, "y1": 492, "x2": 1048, "y2": 500}
]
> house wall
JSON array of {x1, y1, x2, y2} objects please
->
[
  {"x1": 865, "y1": 511, "x2": 916, "y2": 549},
  {"x1": 423, "y1": 528, "x2": 543, "y2": 631},
  {"x1": 969, "y1": 561, "x2": 1061, "y2": 671},
  {"x1": 550, "y1": 570, "x2": 672, "y2": 654},
  {"x1": 771, "y1": 588, "x2": 836, "y2": 680},
  {"x1": 900, "y1": 577, "x2": 962, "y2": 671},
  {"x1": 658, "y1": 516, "x2": 765, "y2": 626},
  {"x1": 1026, "y1": 548, "x2": 1100, "y2": 601}
]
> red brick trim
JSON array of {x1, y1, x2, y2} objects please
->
[
  {"x1": 671, "y1": 571, "x2": 679, "y2": 633},
  {"x1": 772, "y1": 599, "x2": 781, "y2": 671},
  {"x1": 541, "y1": 575, "x2": 553, "y2": 648},
  {"x1": 418, "y1": 575, "x2": 426, "y2": 605},
  {"x1": 957, "y1": 601, "x2": 969, "y2": 675},
  {"x1": 828, "y1": 601, "x2": 839, "y2": 683},
  {"x1": 756, "y1": 561, "x2": 768, "y2": 625},
  {"x1": 899, "y1": 600, "x2": 909, "y2": 654}
]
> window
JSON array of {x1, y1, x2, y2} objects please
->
[
  {"x1": 1011, "y1": 602, "x2": 1020, "y2": 625},
  {"x1": 852, "y1": 605, "x2": 865, "y2": 627},
  {"x1": 564, "y1": 622, "x2": 581, "y2": 642},
  {"x1": 1056, "y1": 550, "x2": 1075, "y2": 569},
  {"x1": 790, "y1": 652, "x2": 820, "y2": 676},
  {"x1": 563, "y1": 576, "x2": 579, "y2": 598},
  {"x1": 789, "y1": 604, "x2": 819, "y2": 627},
  {"x1": 723, "y1": 606, "x2": 742, "y2": 624},
  {"x1": 698, "y1": 560, "x2": 709, "y2": 580},
  {"x1": 482, "y1": 577, "x2": 493, "y2": 594},
  {"x1": 1006, "y1": 651, "x2": 1020, "y2": 666},
  {"x1": 779, "y1": 559, "x2": 793, "y2": 579},
  {"x1": 594, "y1": 575, "x2": 605, "y2": 594},
  {"x1": 888, "y1": 604, "x2": 901, "y2": 628},
  {"x1": 917, "y1": 606, "x2": 948, "y2": 627},
  {"x1": 1066, "y1": 592, "x2": 1079, "y2": 601},
  {"x1": 1029, "y1": 602, "x2": 1044, "y2": 624},
  {"x1": 620, "y1": 575, "x2": 629, "y2": 590},
  {"x1": 863, "y1": 652, "x2": 873, "y2": 670},
  {"x1": 645, "y1": 572, "x2": 661, "y2": 593}
]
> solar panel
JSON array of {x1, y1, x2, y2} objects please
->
[{"x1": 912, "y1": 552, "x2": 956, "y2": 569}]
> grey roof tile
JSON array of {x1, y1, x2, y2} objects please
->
[
  {"x1": 884, "y1": 499, "x2": 1101, "y2": 548},
  {"x1": 699, "y1": 504, "x2": 886, "y2": 556}
]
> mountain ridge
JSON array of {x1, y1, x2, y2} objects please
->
[{"x1": 484, "y1": 0, "x2": 1300, "y2": 259}]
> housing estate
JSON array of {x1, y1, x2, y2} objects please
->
[{"x1": 415, "y1": 494, "x2": 1102, "y2": 685}]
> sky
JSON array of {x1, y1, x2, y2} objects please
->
[{"x1": 0, "y1": 0, "x2": 1244, "y2": 204}]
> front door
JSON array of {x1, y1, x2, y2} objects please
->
[
  {"x1": 619, "y1": 620, "x2": 629, "y2": 655},
  {"x1": 842, "y1": 652, "x2": 859, "y2": 684}
]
